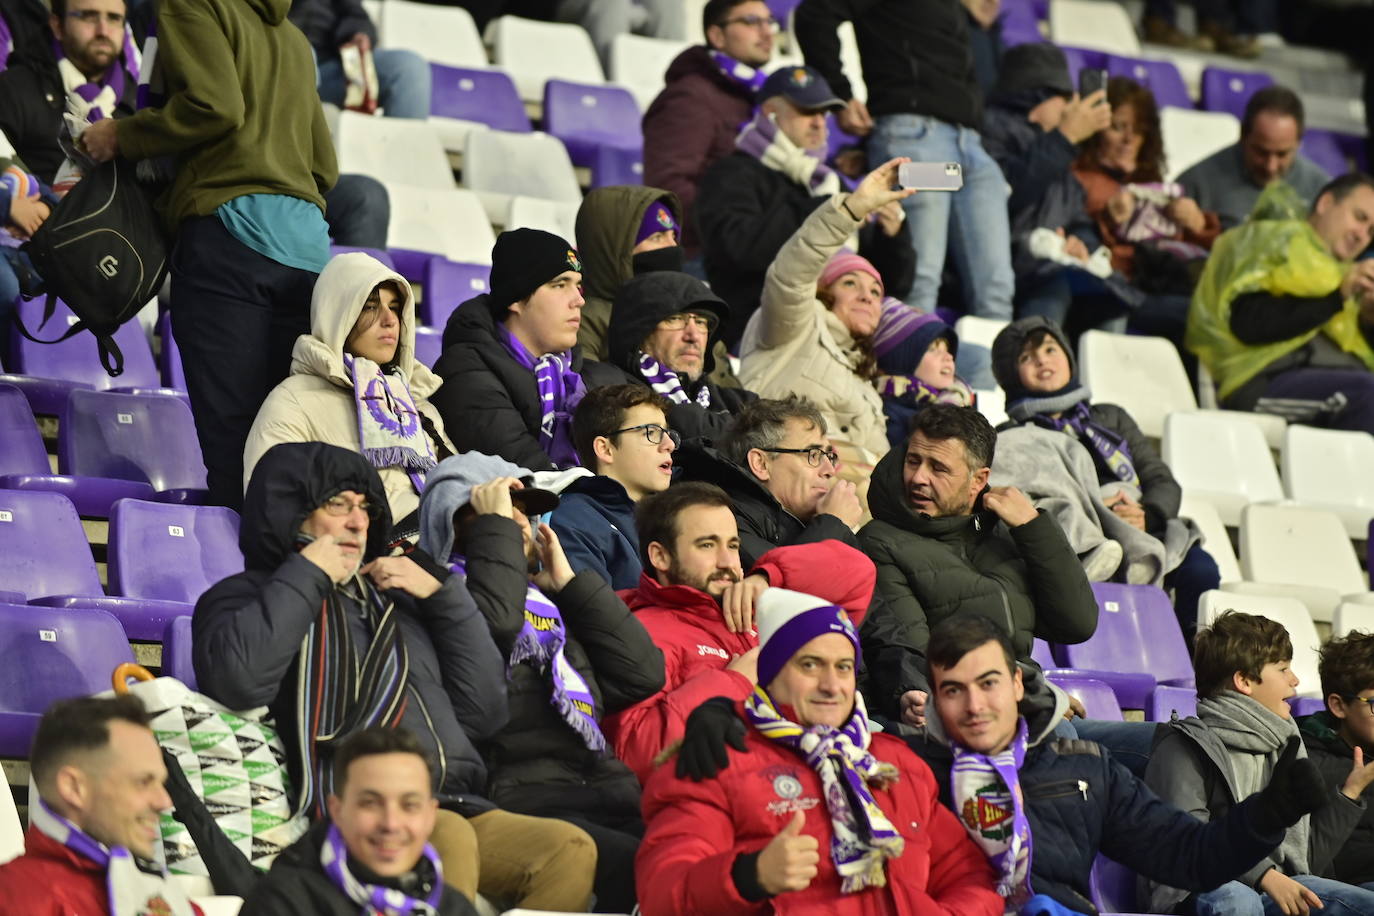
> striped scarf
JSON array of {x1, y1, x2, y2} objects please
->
[
  {"x1": 735, "y1": 108, "x2": 841, "y2": 198},
  {"x1": 498, "y1": 327, "x2": 585, "y2": 469},
  {"x1": 321, "y1": 822, "x2": 444, "y2": 916},
  {"x1": 637, "y1": 351, "x2": 710, "y2": 408},
  {"x1": 345, "y1": 354, "x2": 437, "y2": 494},
  {"x1": 745, "y1": 687, "x2": 903, "y2": 892},
  {"x1": 950, "y1": 717, "x2": 1034, "y2": 908},
  {"x1": 709, "y1": 50, "x2": 767, "y2": 94},
  {"x1": 295, "y1": 578, "x2": 411, "y2": 819},
  {"x1": 875, "y1": 373, "x2": 974, "y2": 408},
  {"x1": 1026, "y1": 401, "x2": 1140, "y2": 488}
]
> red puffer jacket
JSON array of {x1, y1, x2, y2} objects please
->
[
  {"x1": 606, "y1": 540, "x2": 876, "y2": 784},
  {"x1": 636, "y1": 720, "x2": 1001, "y2": 916}
]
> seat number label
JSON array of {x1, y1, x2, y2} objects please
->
[
  {"x1": 168, "y1": 526, "x2": 184, "y2": 538},
  {"x1": 38, "y1": 629, "x2": 56, "y2": 642}
]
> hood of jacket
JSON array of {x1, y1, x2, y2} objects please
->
[
  {"x1": 240, "y1": 441, "x2": 391, "y2": 571},
  {"x1": 292, "y1": 252, "x2": 442, "y2": 399},
  {"x1": 607, "y1": 270, "x2": 729, "y2": 375},
  {"x1": 417, "y1": 451, "x2": 544, "y2": 563},
  {"x1": 248, "y1": 0, "x2": 291, "y2": 26},
  {"x1": 868, "y1": 441, "x2": 999, "y2": 540},
  {"x1": 576, "y1": 185, "x2": 683, "y2": 303}
]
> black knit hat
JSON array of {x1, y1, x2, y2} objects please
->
[
  {"x1": 992, "y1": 43, "x2": 1074, "y2": 100},
  {"x1": 488, "y1": 228, "x2": 581, "y2": 319},
  {"x1": 990, "y1": 315, "x2": 1076, "y2": 398}
]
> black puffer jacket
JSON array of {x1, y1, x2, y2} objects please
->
[
  {"x1": 192, "y1": 442, "x2": 508, "y2": 816},
  {"x1": 857, "y1": 443, "x2": 1098, "y2": 698},
  {"x1": 673, "y1": 441, "x2": 859, "y2": 570},
  {"x1": 982, "y1": 91, "x2": 1081, "y2": 228},
  {"x1": 457, "y1": 513, "x2": 664, "y2": 820},
  {"x1": 581, "y1": 271, "x2": 756, "y2": 441},
  {"x1": 696, "y1": 153, "x2": 915, "y2": 349},
  {"x1": 1301, "y1": 711, "x2": 1374, "y2": 886},
  {"x1": 432, "y1": 295, "x2": 585, "y2": 470},
  {"x1": 286, "y1": 0, "x2": 376, "y2": 59}
]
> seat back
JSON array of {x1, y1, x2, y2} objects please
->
[
  {"x1": 1106, "y1": 55, "x2": 1192, "y2": 108},
  {"x1": 464, "y1": 130, "x2": 582, "y2": 203},
  {"x1": 1301, "y1": 129, "x2": 1362, "y2": 177},
  {"x1": 973, "y1": 386, "x2": 1007, "y2": 427},
  {"x1": 430, "y1": 64, "x2": 531, "y2": 132},
  {"x1": 379, "y1": 0, "x2": 487, "y2": 68},
  {"x1": 504, "y1": 195, "x2": 580, "y2": 243},
  {"x1": 162, "y1": 615, "x2": 197, "y2": 689},
  {"x1": 1089, "y1": 855, "x2": 1138, "y2": 913},
  {"x1": 1333, "y1": 601, "x2": 1374, "y2": 639},
  {"x1": 1281, "y1": 423, "x2": 1374, "y2": 512},
  {"x1": 154, "y1": 310, "x2": 187, "y2": 392},
  {"x1": 1199, "y1": 67, "x2": 1273, "y2": 119},
  {"x1": 384, "y1": 185, "x2": 496, "y2": 264},
  {"x1": 1239, "y1": 503, "x2": 1368, "y2": 596},
  {"x1": 0, "y1": 779, "x2": 21, "y2": 865},
  {"x1": 1047, "y1": 675, "x2": 1124, "y2": 720},
  {"x1": 609, "y1": 33, "x2": 691, "y2": 111},
  {"x1": 952, "y1": 315, "x2": 1009, "y2": 351},
  {"x1": 1199, "y1": 589, "x2": 1321, "y2": 695},
  {"x1": 1078, "y1": 330, "x2": 1196, "y2": 438},
  {"x1": 1177, "y1": 491, "x2": 1241, "y2": 584},
  {"x1": 414, "y1": 327, "x2": 443, "y2": 369},
  {"x1": 0, "y1": 489, "x2": 102, "y2": 598},
  {"x1": 60, "y1": 389, "x2": 207, "y2": 491},
  {"x1": 543, "y1": 79, "x2": 641, "y2": 157},
  {"x1": 420, "y1": 259, "x2": 491, "y2": 329},
  {"x1": 1059, "y1": 583, "x2": 1194, "y2": 685},
  {"x1": 11, "y1": 297, "x2": 161, "y2": 390},
  {"x1": 1149, "y1": 684, "x2": 1198, "y2": 722},
  {"x1": 334, "y1": 111, "x2": 455, "y2": 191},
  {"x1": 108, "y1": 500, "x2": 242, "y2": 603},
  {"x1": 488, "y1": 15, "x2": 604, "y2": 102},
  {"x1": 1161, "y1": 107, "x2": 1240, "y2": 180},
  {"x1": 1031, "y1": 637, "x2": 1057, "y2": 669},
  {"x1": 1049, "y1": 0, "x2": 1141, "y2": 54},
  {"x1": 1162, "y1": 411, "x2": 1282, "y2": 525},
  {"x1": 0, "y1": 383, "x2": 51, "y2": 475}
]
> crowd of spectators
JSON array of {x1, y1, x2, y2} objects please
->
[{"x1": 6, "y1": 0, "x2": 1374, "y2": 913}]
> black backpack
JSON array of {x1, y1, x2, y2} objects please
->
[{"x1": 19, "y1": 156, "x2": 170, "y2": 377}]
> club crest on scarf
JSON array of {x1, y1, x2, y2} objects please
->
[
  {"x1": 950, "y1": 718, "x2": 1034, "y2": 906},
  {"x1": 961, "y1": 782, "x2": 1017, "y2": 840}
]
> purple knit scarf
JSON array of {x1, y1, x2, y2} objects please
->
[
  {"x1": 1028, "y1": 401, "x2": 1140, "y2": 487},
  {"x1": 709, "y1": 50, "x2": 768, "y2": 94},
  {"x1": 320, "y1": 823, "x2": 444, "y2": 916},
  {"x1": 498, "y1": 327, "x2": 585, "y2": 469},
  {"x1": 52, "y1": 30, "x2": 138, "y2": 123},
  {"x1": 735, "y1": 108, "x2": 840, "y2": 196},
  {"x1": 637, "y1": 351, "x2": 710, "y2": 408},
  {"x1": 344, "y1": 354, "x2": 437, "y2": 494}
]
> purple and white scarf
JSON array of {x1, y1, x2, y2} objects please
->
[
  {"x1": 950, "y1": 717, "x2": 1034, "y2": 908},
  {"x1": 1027, "y1": 400, "x2": 1139, "y2": 488},
  {"x1": 746, "y1": 687, "x2": 903, "y2": 892},
  {"x1": 498, "y1": 327, "x2": 585, "y2": 469},
  {"x1": 710, "y1": 50, "x2": 768, "y2": 94},
  {"x1": 449, "y1": 558, "x2": 606, "y2": 752},
  {"x1": 875, "y1": 373, "x2": 974, "y2": 408},
  {"x1": 637, "y1": 351, "x2": 710, "y2": 408},
  {"x1": 735, "y1": 108, "x2": 841, "y2": 198},
  {"x1": 31, "y1": 798, "x2": 197, "y2": 916},
  {"x1": 321, "y1": 822, "x2": 444, "y2": 916},
  {"x1": 345, "y1": 354, "x2": 437, "y2": 494},
  {"x1": 53, "y1": 28, "x2": 139, "y2": 125}
]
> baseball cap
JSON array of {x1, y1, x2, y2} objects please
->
[{"x1": 757, "y1": 65, "x2": 844, "y2": 112}]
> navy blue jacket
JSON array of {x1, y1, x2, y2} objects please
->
[{"x1": 549, "y1": 475, "x2": 643, "y2": 591}]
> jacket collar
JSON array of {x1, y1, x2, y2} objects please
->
[
  {"x1": 626, "y1": 571, "x2": 732, "y2": 624},
  {"x1": 22, "y1": 823, "x2": 107, "y2": 874}
]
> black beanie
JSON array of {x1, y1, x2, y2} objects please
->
[
  {"x1": 992, "y1": 43, "x2": 1074, "y2": 100},
  {"x1": 990, "y1": 315, "x2": 1077, "y2": 399},
  {"x1": 487, "y1": 228, "x2": 581, "y2": 320}
]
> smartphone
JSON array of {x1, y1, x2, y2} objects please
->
[
  {"x1": 898, "y1": 161, "x2": 964, "y2": 192},
  {"x1": 1079, "y1": 67, "x2": 1108, "y2": 102}
]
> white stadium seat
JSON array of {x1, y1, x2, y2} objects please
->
[
  {"x1": 464, "y1": 129, "x2": 582, "y2": 223},
  {"x1": 379, "y1": 0, "x2": 488, "y2": 68},
  {"x1": 1078, "y1": 330, "x2": 1195, "y2": 439},
  {"x1": 384, "y1": 184, "x2": 495, "y2": 264},
  {"x1": 334, "y1": 111, "x2": 454, "y2": 190},
  {"x1": 610, "y1": 33, "x2": 692, "y2": 113},
  {"x1": 1280, "y1": 424, "x2": 1374, "y2": 539},
  {"x1": 488, "y1": 16, "x2": 604, "y2": 103},
  {"x1": 1177, "y1": 491, "x2": 1241, "y2": 585},
  {"x1": 1160, "y1": 106, "x2": 1240, "y2": 180},
  {"x1": 1231, "y1": 503, "x2": 1373, "y2": 622},
  {"x1": 1048, "y1": 0, "x2": 1141, "y2": 55},
  {"x1": 1198, "y1": 590, "x2": 1322, "y2": 697},
  {"x1": 1162, "y1": 410, "x2": 1282, "y2": 525}
]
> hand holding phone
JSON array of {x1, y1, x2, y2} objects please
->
[{"x1": 1078, "y1": 68, "x2": 1108, "y2": 101}]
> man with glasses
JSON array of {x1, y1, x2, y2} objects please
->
[
  {"x1": 677, "y1": 395, "x2": 864, "y2": 569},
  {"x1": 583, "y1": 269, "x2": 757, "y2": 441},
  {"x1": 195, "y1": 441, "x2": 599, "y2": 912},
  {"x1": 549, "y1": 384, "x2": 681, "y2": 589},
  {"x1": 604, "y1": 481, "x2": 877, "y2": 783},
  {"x1": 644, "y1": 0, "x2": 775, "y2": 256}
]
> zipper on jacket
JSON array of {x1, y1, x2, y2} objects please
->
[{"x1": 1027, "y1": 778, "x2": 1090, "y2": 801}]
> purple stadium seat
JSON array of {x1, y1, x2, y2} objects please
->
[
  {"x1": 0, "y1": 383, "x2": 50, "y2": 477},
  {"x1": 1290, "y1": 697, "x2": 1327, "y2": 717},
  {"x1": 0, "y1": 489, "x2": 186, "y2": 639},
  {"x1": 1031, "y1": 637, "x2": 1058, "y2": 669},
  {"x1": 542, "y1": 79, "x2": 643, "y2": 187},
  {"x1": 329, "y1": 245, "x2": 395, "y2": 269},
  {"x1": 1106, "y1": 55, "x2": 1192, "y2": 109},
  {"x1": 155, "y1": 310, "x2": 186, "y2": 391},
  {"x1": 388, "y1": 249, "x2": 437, "y2": 283},
  {"x1": 1089, "y1": 855, "x2": 1139, "y2": 914},
  {"x1": 107, "y1": 499, "x2": 242, "y2": 605},
  {"x1": 8, "y1": 297, "x2": 165, "y2": 415},
  {"x1": 420, "y1": 258, "x2": 491, "y2": 329},
  {"x1": 162, "y1": 616, "x2": 196, "y2": 689},
  {"x1": 1148, "y1": 683, "x2": 1197, "y2": 722},
  {"x1": 0, "y1": 603, "x2": 134, "y2": 756},
  {"x1": 1001, "y1": 5, "x2": 1044, "y2": 47},
  {"x1": 414, "y1": 326, "x2": 443, "y2": 369},
  {"x1": 430, "y1": 64, "x2": 531, "y2": 133},
  {"x1": 59, "y1": 389, "x2": 208, "y2": 504},
  {"x1": 1199, "y1": 67, "x2": 1273, "y2": 120},
  {"x1": 1053, "y1": 583, "x2": 1194, "y2": 709},
  {"x1": 1058, "y1": 46, "x2": 1108, "y2": 86},
  {"x1": 1301, "y1": 129, "x2": 1352, "y2": 177},
  {"x1": 1045, "y1": 674, "x2": 1124, "y2": 720},
  {"x1": 767, "y1": 0, "x2": 802, "y2": 22}
]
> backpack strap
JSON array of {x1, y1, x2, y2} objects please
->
[
  {"x1": 12, "y1": 292, "x2": 87, "y2": 345},
  {"x1": 11, "y1": 292, "x2": 127, "y2": 377}
]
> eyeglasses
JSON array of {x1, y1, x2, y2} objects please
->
[
  {"x1": 67, "y1": 9, "x2": 125, "y2": 25},
  {"x1": 759, "y1": 446, "x2": 840, "y2": 468},
  {"x1": 321, "y1": 495, "x2": 382, "y2": 520},
  {"x1": 719, "y1": 14, "x2": 779, "y2": 31},
  {"x1": 658, "y1": 313, "x2": 715, "y2": 332},
  {"x1": 1342, "y1": 695, "x2": 1374, "y2": 714},
  {"x1": 613, "y1": 423, "x2": 681, "y2": 448}
]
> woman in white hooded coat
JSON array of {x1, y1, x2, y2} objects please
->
[{"x1": 244, "y1": 253, "x2": 453, "y2": 532}]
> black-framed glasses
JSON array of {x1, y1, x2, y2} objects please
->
[
  {"x1": 321, "y1": 495, "x2": 383, "y2": 520},
  {"x1": 759, "y1": 446, "x2": 840, "y2": 468},
  {"x1": 658, "y1": 312, "x2": 715, "y2": 332},
  {"x1": 613, "y1": 423, "x2": 681, "y2": 448},
  {"x1": 720, "y1": 14, "x2": 780, "y2": 31},
  {"x1": 1342, "y1": 695, "x2": 1374, "y2": 714}
]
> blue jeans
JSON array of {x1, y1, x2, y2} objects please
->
[
  {"x1": 1052, "y1": 718, "x2": 1157, "y2": 779},
  {"x1": 956, "y1": 342, "x2": 995, "y2": 391},
  {"x1": 317, "y1": 48, "x2": 432, "y2": 119},
  {"x1": 867, "y1": 114, "x2": 1015, "y2": 319},
  {"x1": 1190, "y1": 875, "x2": 1374, "y2": 915}
]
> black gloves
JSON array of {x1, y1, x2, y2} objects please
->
[
  {"x1": 1251, "y1": 736, "x2": 1330, "y2": 835},
  {"x1": 676, "y1": 696, "x2": 748, "y2": 781}
]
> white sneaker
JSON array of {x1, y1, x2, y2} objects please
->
[{"x1": 1081, "y1": 539, "x2": 1124, "y2": 581}]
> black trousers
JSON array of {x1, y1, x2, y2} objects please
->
[{"x1": 170, "y1": 214, "x2": 319, "y2": 510}]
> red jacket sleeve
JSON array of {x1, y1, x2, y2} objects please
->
[{"x1": 751, "y1": 541, "x2": 876, "y2": 627}]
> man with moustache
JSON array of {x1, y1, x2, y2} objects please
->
[{"x1": 604, "y1": 481, "x2": 876, "y2": 783}]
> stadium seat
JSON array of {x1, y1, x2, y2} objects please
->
[
  {"x1": 1161, "y1": 411, "x2": 1282, "y2": 525},
  {"x1": 60, "y1": 389, "x2": 209, "y2": 504},
  {"x1": 1334, "y1": 601, "x2": 1374, "y2": 639},
  {"x1": 1160, "y1": 107, "x2": 1240, "y2": 180},
  {"x1": 953, "y1": 315, "x2": 1008, "y2": 353},
  {"x1": 464, "y1": 130, "x2": 582, "y2": 222},
  {"x1": 334, "y1": 111, "x2": 455, "y2": 191},
  {"x1": 0, "y1": 603, "x2": 135, "y2": 756},
  {"x1": 162, "y1": 616, "x2": 197, "y2": 689},
  {"x1": 378, "y1": 0, "x2": 487, "y2": 69},
  {"x1": 1148, "y1": 684, "x2": 1197, "y2": 722},
  {"x1": 1045, "y1": 675, "x2": 1124, "y2": 720},
  {"x1": 429, "y1": 64, "x2": 529, "y2": 152},
  {"x1": 1199, "y1": 66, "x2": 1273, "y2": 119},
  {"x1": 414, "y1": 326, "x2": 443, "y2": 369},
  {"x1": 1001, "y1": 3, "x2": 1044, "y2": 47},
  {"x1": 1198, "y1": 589, "x2": 1322, "y2": 697},
  {"x1": 610, "y1": 33, "x2": 692, "y2": 113},
  {"x1": 1077, "y1": 330, "x2": 1195, "y2": 439},
  {"x1": 1301, "y1": 128, "x2": 1365, "y2": 178},
  {"x1": 1280, "y1": 425, "x2": 1374, "y2": 539},
  {"x1": 1058, "y1": 46, "x2": 1107, "y2": 86},
  {"x1": 504, "y1": 196, "x2": 580, "y2": 245},
  {"x1": 1032, "y1": 637, "x2": 1057, "y2": 668},
  {"x1": 542, "y1": 79, "x2": 643, "y2": 188},
  {"x1": 155, "y1": 311, "x2": 186, "y2": 392},
  {"x1": 1177, "y1": 491, "x2": 1241, "y2": 585},
  {"x1": 1233, "y1": 503, "x2": 1372, "y2": 623},
  {"x1": 107, "y1": 500, "x2": 242, "y2": 606},
  {"x1": 1048, "y1": 0, "x2": 1141, "y2": 55},
  {"x1": 420, "y1": 258, "x2": 491, "y2": 329},
  {"x1": 487, "y1": 16, "x2": 604, "y2": 103},
  {"x1": 972, "y1": 387, "x2": 1007, "y2": 427},
  {"x1": 1089, "y1": 855, "x2": 1139, "y2": 914},
  {"x1": 1106, "y1": 55, "x2": 1192, "y2": 108},
  {"x1": 385, "y1": 185, "x2": 496, "y2": 270},
  {"x1": 0, "y1": 383, "x2": 51, "y2": 477}
]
